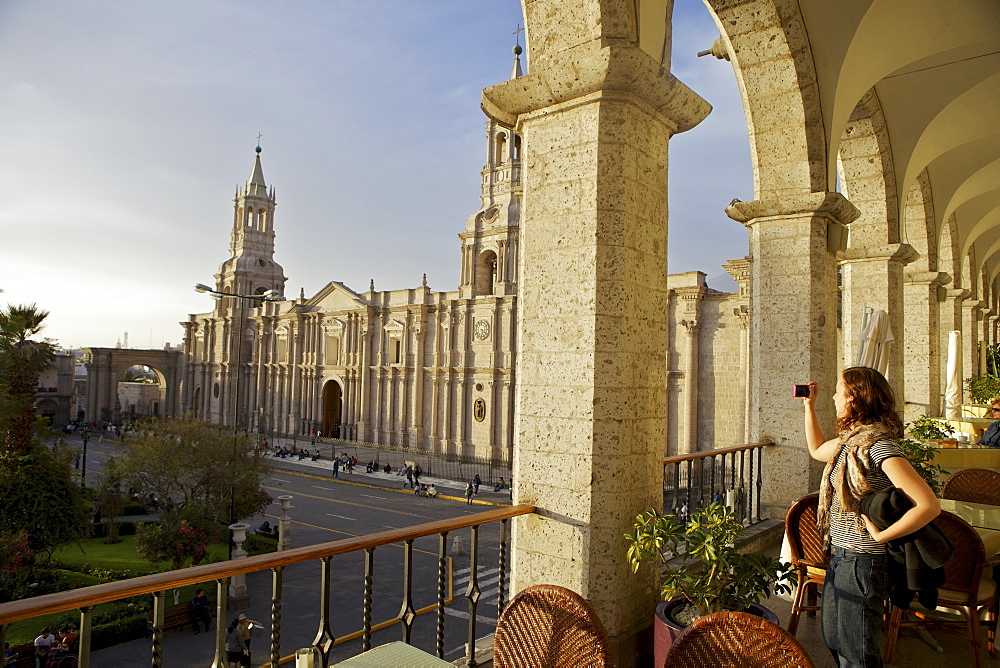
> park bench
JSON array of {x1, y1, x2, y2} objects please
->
[
  {"x1": 145, "y1": 601, "x2": 198, "y2": 635},
  {"x1": 5, "y1": 642, "x2": 35, "y2": 667}
]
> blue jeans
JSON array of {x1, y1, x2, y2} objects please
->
[{"x1": 822, "y1": 546, "x2": 889, "y2": 667}]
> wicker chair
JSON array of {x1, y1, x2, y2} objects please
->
[
  {"x1": 784, "y1": 493, "x2": 828, "y2": 635},
  {"x1": 941, "y1": 468, "x2": 1000, "y2": 505},
  {"x1": 665, "y1": 610, "x2": 817, "y2": 667},
  {"x1": 492, "y1": 584, "x2": 611, "y2": 667},
  {"x1": 883, "y1": 510, "x2": 999, "y2": 668}
]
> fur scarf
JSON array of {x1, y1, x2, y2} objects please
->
[{"x1": 817, "y1": 422, "x2": 898, "y2": 537}]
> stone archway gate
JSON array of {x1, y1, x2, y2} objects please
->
[{"x1": 83, "y1": 348, "x2": 183, "y2": 424}]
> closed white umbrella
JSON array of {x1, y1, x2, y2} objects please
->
[
  {"x1": 855, "y1": 309, "x2": 894, "y2": 376},
  {"x1": 945, "y1": 330, "x2": 962, "y2": 419}
]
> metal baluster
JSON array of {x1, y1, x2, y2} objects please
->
[
  {"x1": 754, "y1": 446, "x2": 764, "y2": 522},
  {"x1": 728, "y1": 451, "x2": 735, "y2": 499},
  {"x1": 436, "y1": 532, "x2": 449, "y2": 658},
  {"x1": 78, "y1": 606, "x2": 92, "y2": 668},
  {"x1": 312, "y1": 556, "x2": 336, "y2": 665},
  {"x1": 685, "y1": 459, "x2": 693, "y2": 513},
  {"x1": 270, "y1": 566, "x2": 283, "y2": 667},
  {"x1": 464, "y1": 525, "x2": 481, "y2": 668},
  {"x1": 497, "y1": 519, "x2": 508, "y2": 615},
  {"x1": 709, "y1": 454, "x2": 717, "y2": 504},
  {"x1": 672, "y1": 461, "x2": 680, "y2": 511},
  {"x1": 398, "y1": 539, "x2": 416, "y2": 643},
  {"x1": 738, "y1": 450, "x2": 747, "y2": 522},
  {"x1": 151, "y1": 590, "x2": 165, "y2": 667},
  {"x1": 212, "y1": 578, "x2": 229, "y2": 668},
  {"x1": 363, "y1": 547, "x2": 375, "y2": 651}
]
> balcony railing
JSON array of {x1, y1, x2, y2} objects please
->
[
  {"x1": 663, "y1": 440, "x2": 774, "y2": 523},
  {"x1": 0, "y1": 505, "x2": 536, "y2": 668}
]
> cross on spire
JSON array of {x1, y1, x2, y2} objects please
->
[{"x1": 513, "y1": 24, "x2": 523, "y2": 47}]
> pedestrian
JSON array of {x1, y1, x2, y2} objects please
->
[
  {"x1": 191, "y1": 588, "x2": 212, "y2": 634},
  {"x1": 333, "y1": 459, "x2": 339, "y2": 477},
  {"x1": 493, "y1": 477, "x2": 505, "y2": 492},
  {"x1": 804, "y1": 367, "x2": 939, "y2": 667},
  {"x1": 236, "y1": 613, "x2": 261, "y2": 659},
  {"x1": 33, "y1": 628, "x2": 55, "y2": 668},
  {"x1": 414, "y1": 465, "x2": 422, "y2": 484},
  {"x1": 472, "y1": 474, "x2": 481, "y2": 495},
  {"x1": 465, "y1": 482, "x2": 474, "y2": 505},
  {"x1": 405, "y1": 466, "x2": 413, "y2": 489},
  {"x1": 225, "y1": 618, "x2": 248, "y2": 668}
]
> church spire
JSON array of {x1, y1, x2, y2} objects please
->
[
  {"x1": 246, "y1": 144, "x2": 267, "y2": 197},
  {"x1": 213, "y1": 143, "x2": 286, "y2": 300},
  {"x1": 511, "y1": 25, "x2": 524, "y2": 79}
]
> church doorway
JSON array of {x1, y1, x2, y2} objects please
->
[{"x1": 322, "y1": 380, "x2": 343, "y2": 438}]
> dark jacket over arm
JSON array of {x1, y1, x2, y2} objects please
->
[{"x1": 860, "y1": 488, "x2": 952, "y2": 609}]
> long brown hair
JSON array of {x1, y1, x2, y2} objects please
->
[{"x1": 836, "y1": 366, "x2": 903, "y2": 437}]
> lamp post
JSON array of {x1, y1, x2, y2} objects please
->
[
  {"x1": 195, "y1": 283, "x2": 281, "y2": 558},
  {"x1": 79, "y1": 424, "x2": 92, "y2": 489}
]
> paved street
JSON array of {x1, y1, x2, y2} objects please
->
[{"x1": 57, "y1": 433, "x2": 511, "y2": 667}]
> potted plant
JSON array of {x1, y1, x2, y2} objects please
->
[
  {"x1": 625, "y1": 502, "x2": 793, "y2": 664},
  {"x1": 895, "y1": 415, "x2": 952, "y2": 495}
]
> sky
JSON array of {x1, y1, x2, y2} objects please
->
[{"x1": 0, "y1": 1, "x2": 752, "y2": 351}]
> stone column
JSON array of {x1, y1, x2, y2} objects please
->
[
  {"x1": 726, "y1": 193, "x2": 860, "y2": 511},
  {"x1": 228, "y1": 523, "x2": 250, "y2": 609},
  {"x1": 839, "y1": 243, "x2": 916, "y2": 396},
  {"x1": 734, "y1": 306, "x2": 751, "y2": 443},
  {"x1": 680, "y1": 319, "x2": 700, "y2": 455},
  {"x1": 902, "y1": 272, "x2": 949, "y2": 421},
  {"x1": 963, "y1": 300, "x2": 984, "y2": 380},
  {"x1": 276, "y1": 496, "x2": 292, "y2": 551},
  {"x1": 482, "y1": 28, "x2": 709, "y2": 661}
]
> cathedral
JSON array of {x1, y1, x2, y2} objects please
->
[{"x1": 180, "y1": 120, "x2": 522, "y2": 460}]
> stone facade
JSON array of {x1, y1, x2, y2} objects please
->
[{"x1": 181, "y1": 125, "x2": 521, "y2": 460}]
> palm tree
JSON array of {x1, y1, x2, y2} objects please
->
[{"x1": 0, "y1": 304, "x2": 56, "y2": 457}]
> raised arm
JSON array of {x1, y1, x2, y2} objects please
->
[{"x1": 804, "y1": 381, "x2": 840, "y2": 462}]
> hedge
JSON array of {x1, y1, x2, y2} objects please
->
[
  {"x1": 91, "y1": 521, "x2": 138, "y2": 538},
  {"x1": 90, "y1": 614, "x2": 148, "y2": 651}
]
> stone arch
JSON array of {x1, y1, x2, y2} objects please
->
[
  {"x1": 704, "y1": 0, "x2": 829, "y2": 197},
  {"x1": 321, "y1": 379, "x2": 343, "y2": 438},
  {"x1": 83, "y1": 348, "x2": 182, "y2": 425},
  {"x1": 475, "y1": 250, "x2": 498, "y2": 296}
]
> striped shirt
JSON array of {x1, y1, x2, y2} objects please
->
[{"x1": 828, "y1": 439, "x2": 905, "y2": 554}]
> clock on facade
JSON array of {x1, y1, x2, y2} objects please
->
[{"x1": 474, "y1": 319, "x2": 491, "y2": 341}]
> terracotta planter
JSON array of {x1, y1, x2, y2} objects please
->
[{"x1": 653, "y1": 598, "x2": 779, "y2": 667}]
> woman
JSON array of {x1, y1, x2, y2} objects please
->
[
  {"x1": 803, "y1": 366, "x2": 939, "y2": 667},
  {"x1": 976, "y1": 397, "x2": 1000, "y2": 448},
  {"x1": 225, "y1": 618, "x2": 248, "y2": 668}
]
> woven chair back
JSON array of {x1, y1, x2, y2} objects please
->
[
  {"x1": 933, "y1": 510, "x2": 985, "y2": 597},
  {"x1": 785, "y1": 494, "x2": 827, "y2": 569},
  {"x1": 666, "y1": 610, "x2": 816, "y2": 667},
  {"x1": 942, "y1": 468, "x2": 1000, "y2": 505},
  {"x1": 492, "y1": 584, "x2": 611, "y2": 668}
]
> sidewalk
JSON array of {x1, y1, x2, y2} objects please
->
[{"x1": 262, "y1": 436, "x2": 512, "y2": 504}]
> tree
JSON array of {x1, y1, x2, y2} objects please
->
[
  {"x1": 113, "y1": 416, "x2": 272, "y2": 525},
  {"x1": 0, "y1": 304, "x2": 56, "y2": 457},
  {"x1": 0, "y1": 443, "x2": 89, "y2": 561},
  {"x1": 134, "y1": 511, "x2": 221, "y2": 571}
]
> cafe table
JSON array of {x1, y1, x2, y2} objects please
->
[
  {"x1": 938, "y1": 497, "x2": 1000, "y2": 564},
  {"x1": 332, "y1": 641, "x2": 453, "y2": 667}
]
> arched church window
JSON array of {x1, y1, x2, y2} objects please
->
[
  {"x1": 258, "y1": 209, "x2": 267, "y2": 232},
  {"x1": 513, "y1": 135, "x2": 521, "y2": 160},
  {"x1": 475, "y1": 250, "x2": 498, "y2": 296},
  {"x1": 253, "y1": 286, "x2": 267, "y2": 308},
  {"x1": 393, "y1": 339, "x2": 402, "y2": 364},
  {"x1": 495, "y1": 133, "x2": 508, "y2": 164}
]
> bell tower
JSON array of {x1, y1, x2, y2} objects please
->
[
  {"x1": 458, "y1": 44, "x2": 524, "y2": 300},
  {"x1": 215, "y1": 144, "x2": 287, "y2": 301}
]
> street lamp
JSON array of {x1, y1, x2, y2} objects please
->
[
  {"x1": 195, "y1": 283, "x2": 281, "y2": 558},
  {"x1": 79, "y1": 424, "x2": 92, "y2": 489}
]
